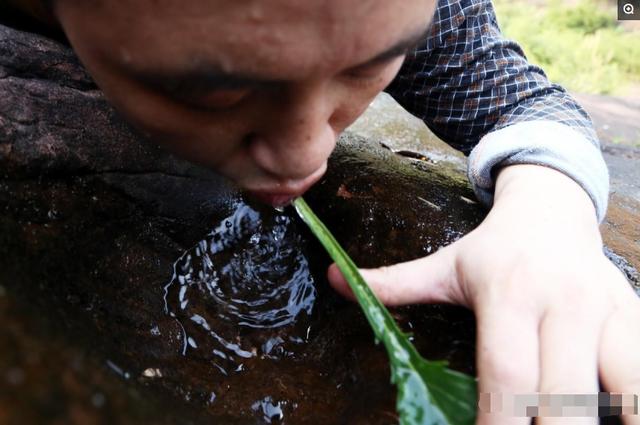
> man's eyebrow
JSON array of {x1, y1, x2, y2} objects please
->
[
  {"x1": 353, "y1": 26, "x2": 430, "y2": 69},
  {"x1": 132, "y1": 67, "x2": 275, "y2": 97},
  {"x1": 130, "y1": 27, "x2": 430, "y2": 95}
]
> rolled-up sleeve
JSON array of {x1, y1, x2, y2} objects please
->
[{"x1": 385, "y1": 0, "x2": 609, "y2": 221}]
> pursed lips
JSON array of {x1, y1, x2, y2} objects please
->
[{"x1": 245, "y1": 164, "x2": 327, "y2": 206}]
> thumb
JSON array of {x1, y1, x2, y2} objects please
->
[{"x1": 326, "y1": 244, "x2": 463, "y2": 307}]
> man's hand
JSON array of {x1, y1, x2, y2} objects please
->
[{"x1": 327, "y1": 164, "x2": 640, "y2": 424}]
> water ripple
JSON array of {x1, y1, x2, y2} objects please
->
[{"x1": 163, "y1": 202, "x2": 317, "y2": 375}]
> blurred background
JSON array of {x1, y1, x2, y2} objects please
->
[{"x1": 494, "y1": 0, "x2": 640, "y2": 97}]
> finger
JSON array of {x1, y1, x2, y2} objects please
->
[
  {"x1": 326, "y1": 243, "x2": 461, "y2": 306},
  {"x1": 599, "y1": 296, "x2": 640, "y2": 425},
  {"x1": 537, "y1": 308, "x2": 600, "y2": 425},
  {"x1": 476, "y1": 305, "x2": 539, "y2": 425}
]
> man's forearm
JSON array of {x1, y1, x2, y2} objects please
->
[{"x1": 492, "y1": 163, "x2": 602, "y2": 248}]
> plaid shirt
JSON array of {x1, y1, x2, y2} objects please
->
[{"x1": 385, "y1": 0, "x2": 609, "y2": 221}]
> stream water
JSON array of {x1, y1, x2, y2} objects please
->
[
  {"x1": 164, "y1": 203, "x2": 317, "y2": 376},
  {"x1": 0, "y1": 138, "x2": 540, "y2": 424}
]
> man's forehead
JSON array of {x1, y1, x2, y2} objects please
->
[
  {"x1": 77, "y1": 0, "x2": 435, "y2": 79},
  {"x1": 112, "y1": 0, "x2": 413, "y2": 24}
]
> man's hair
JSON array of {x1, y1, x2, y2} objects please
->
[
  {"x1": 40, "y1": 0, "x2": 55, "y2": 15},
  {"x1": 6, "y1": 0, "x2": 58, "y2": 25},
  {"x1": 1, "y1": 0, "x2": 63, "y2": 37}
]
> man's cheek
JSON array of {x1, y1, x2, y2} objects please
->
[
  {"x1": 331, "y1": 89, "x2": 382, "y2": 131},
  {"x1": 332, "y1": 66, "x2": 403, "y2": 131}
]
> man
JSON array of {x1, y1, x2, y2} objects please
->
[{"x1": 5, "y1": 0, "x2": 640, "y2": 423}]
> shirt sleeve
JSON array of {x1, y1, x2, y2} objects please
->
[{"x1": 384, "y1": 0, "x2": 609, "y2": 222}]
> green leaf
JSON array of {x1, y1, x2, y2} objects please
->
[{"x1": 293, "y1": 197, "x2": 477, "y2": 425}]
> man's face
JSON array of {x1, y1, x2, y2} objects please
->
[{"x1": 55, "y1": 0, "x2": 435, "y2": 204}]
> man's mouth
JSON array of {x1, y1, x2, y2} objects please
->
[
  {"x1": 247, "y1": 191, "x2": 299, "y2": 207},
  {"x1": 245, "y1": 162, "x2": 327, "y2": 207},
  {"x1": 245, "y1": 167, "x2": 326, "y2": 207}
]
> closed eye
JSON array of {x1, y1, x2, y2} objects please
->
[
  {"x1": 340, "y1": 54, "x2": 406, "y2": 89},
  {"x1": 174, "y1": 87, "x2": 253, "y2": 110}
]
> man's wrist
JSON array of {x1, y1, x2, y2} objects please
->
[{"x1": 492, "y1": 164, "x2": 601, "y2": 242}]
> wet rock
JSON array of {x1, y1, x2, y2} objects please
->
[
  {"x1": 1, "y1": 21, "x2": 638, "y2": 425},
  {"x1": 0, "y1": 23, "x2": 478, "y2": 425},
  {"x1": 601, "y1": 195, "x2": 640, "y2": 290},
  {"x1": 0, "y1": 25, "x2": 200, "y2": 180},
  {"x1": 345, "y1": 93, "x2": 466, "y2": 173},
  {"x1": 604, "y1": 247, "x2": 639, "y2": 287}
]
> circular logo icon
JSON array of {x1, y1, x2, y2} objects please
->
[{"x1": 623, "y1": 3, "x2": 635, "y2": 14}]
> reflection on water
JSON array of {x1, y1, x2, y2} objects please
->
[
  {"x1": 163, "y1": 202, "x2": 317, "y2": 376},
  {"x1": 252, "y1": 396, "x2": 297, "y2": 424}
]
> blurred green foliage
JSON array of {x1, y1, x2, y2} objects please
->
[{"x1": 494, "y1": 0, "x2": 640, "y2": 95}]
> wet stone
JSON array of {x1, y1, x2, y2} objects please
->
[
  {"x1": 1, "y1": 20, "x2": 638, "y2": 425},
  {"x1": 0, "y1": 21, "x2": 481, "y2": 425}
]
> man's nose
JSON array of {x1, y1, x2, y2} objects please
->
[{"x1": 248, "y1": 82, "x2": 337, "y2": 180}]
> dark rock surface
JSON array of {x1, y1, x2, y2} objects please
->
[
  {"x1": 0, "y1": 24, "x2": 200, "y2": 180},
  {"x1": 0, "y1": 22, "x2": 637, "y2": 425},
  {"x1": 0, "y1": 24, "x2": 481, "y2": 424}
]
